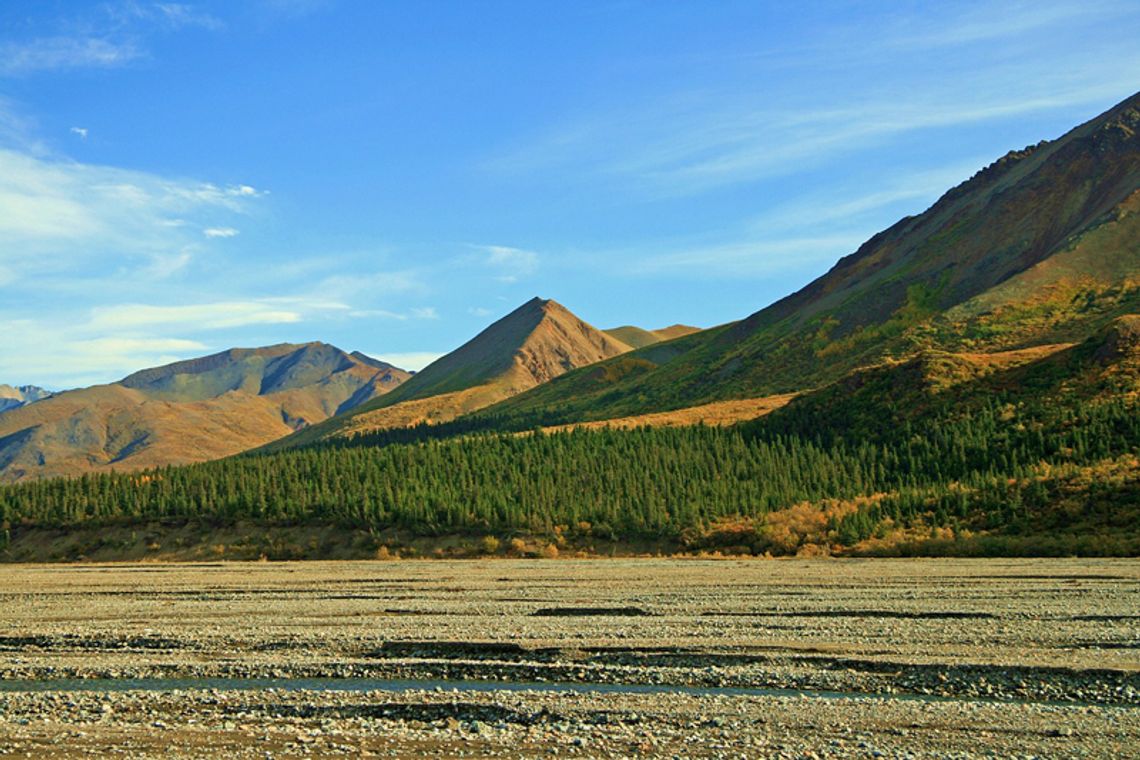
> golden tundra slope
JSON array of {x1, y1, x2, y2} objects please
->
[
  {"x1": 0, "y1": 343, "x2": 409, "y2": 482},
  {"x1": 272, "y1": 298, "x2": 684, "y2": 446}
]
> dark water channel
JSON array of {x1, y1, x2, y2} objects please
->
[{"x1": 0, "y1": 676, "x2": 1116, "y2": 709}]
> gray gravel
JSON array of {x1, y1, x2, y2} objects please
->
[{"x1": 0, "y1": 558, "x2": 1137, "y2": 757}]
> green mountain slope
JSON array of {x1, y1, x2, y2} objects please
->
[
  {"x1": 477, "y1": 92, "x2": 1140, "y2": 426},
  {"x1": 5, "y1": 317, "x2": 1137, "y2": 559}
]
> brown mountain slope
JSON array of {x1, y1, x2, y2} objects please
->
[
  {"x1": 0, "y1": 343, "x2": 409, "y2": 481},
  {"x1": 541, "y1": 393, "x2": 797, "y2": 433},
  {"x1": 269, "y1": 298, "x2": 634, "y2": 447},
  {"x1": 0, "y1": 385, "x2": 52, "y2": 414},
  {"x1": 474, "y1": 90, "x2": 1140, "y2": 427},
  {"x1": 603, "y1": 324, "x2": 701, "y2": 349}
]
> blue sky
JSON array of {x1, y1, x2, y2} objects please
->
[{"x1": 1, "y1": 1, "x2": 1138, "y2": 388}]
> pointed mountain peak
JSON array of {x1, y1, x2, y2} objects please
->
[
  {"x1": 502, "y1": 296, "x2": 566, "y2": 320},
  {"x1": 363, "y1": 297, "x2": 633, "y2": 406}
]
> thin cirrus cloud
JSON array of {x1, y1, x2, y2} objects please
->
[
  {"x1": 529, "y1": 81, "x2": 1129, "y2": 200},
  {"x1": 627, "y1": 234, "x2": 868, "y2": 280},
  {"x1": 473, "y1": 244, "x2": 538, "y2": 283},
  {"x1": 88, "y1": 302, "x2": 308, "y2": 331},
  {"x1": 73, "y1": 336, "x2": 208, "y2": 356},
  {"x1": 0, "y1": 294, "x2": 387, "y2": 388},
  {"x1": 146, "y1": 3, "x2": 224, "y2": 31},
  {"x1": 346, "y1": 307, "x2": 439, "y2": 322},
  {"x1": 881, "y1": 0, "x2": 1130, "y2": 49},
  {"x1": 624, "y1": 160, "x2": 987, "y2": 282},
  {"x1": 486, "y1": 3, "x2": 1138, "y2": 201},
  {"x1": 0, "y1": 36, "x2": 141, "y2": 76},
  {"x1": 0, "y1": 317, "x2": 210, "y2": 389},
  {"x1": 314, "y1": 270, "x2": 425, "y2": 301},
  {"x1": 745, "y1": 160, "x2": 988, "y2": 236},
  {"x1": 0, "y1": 2, "x2": 225, "y2": 78},
  {"x1": 203, "y1": 227, "x2": 239, "y2": 238},
  {"x1": 0, "y1": 146, "x2": 265, "y2": 272}
]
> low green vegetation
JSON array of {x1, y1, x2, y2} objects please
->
[{"x1": 3, "y1": 352, "x2": 1138, "y2": 557}]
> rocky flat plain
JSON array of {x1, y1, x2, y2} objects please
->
[{"x1": 0, "y1": 558, "x2": 1137, "y2": 757}]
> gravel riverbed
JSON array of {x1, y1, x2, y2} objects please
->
[{"x1": 0, "y1": 558, "x2": 1137, "y2": 757}]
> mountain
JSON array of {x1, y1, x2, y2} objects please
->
[
  {"x1": 0, "y1": 385, "x2": 52, "y2": 414},
  {"x1": 270, "y1": 298, "x2": 636, "y2": 447},
  {"x1": 4, "y1": 95, "x2": 1140, "y2": 558},
  {"x1": 0, "y1": 343, "x2": 409, "y2": 481},
  {"x1": 470, "y1": 91, "x2": 1140, "y2": 427},
  {"x1": 9, "y1": 315, "x2": 1138, "y2": 560},
  {"x1": 603, "y1": 324, "x2": 700, "y2": 349}
]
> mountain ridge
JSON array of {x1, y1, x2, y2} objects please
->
[
  {"x1": 0, "y1": 343, "x2": 410, "y2": 481},
  {"x1": 0, "y1": 385, "x2": 52, "y2": 414},
  {"x1": 462, "y1": 91, "x2": 1140, "y2": 427},
  {"x1": 3, "y1": 93, "x2": 1140, "y2": 556},
  {"x1": 264, "y1": 298, "x2": 640, "y2": 448}
]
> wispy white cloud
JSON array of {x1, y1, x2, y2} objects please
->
[
  {"x1": 472, "y1": 244, "x2": 539, "y2": 283},
  {"x1": 345, "y1": 306, "x2": 440, "y2": 321},
  {"x1": 0, "y1": 36, "x2": 141, "y2": 76},
  {"x1": 315, "y1": 270, "x2": 424, "y2": 300},
  {"x1": 203, "y1": 226, "x2": 238, "y2": 238},
  {"x1": 143, "y1": 250, "x2": 194, "y2": 278},
  {"x1": 746, "y1": 161, "x2": 986, "y2": 235},
  {"x1": 0, "y1": 148, "x2": 265, "y2": 276},
  {"x1": 69, "y1": 126, "x2": 88, "y2": 141},
  {"x1": 0, "y1": 317, "x2": 210, "y2": 388},
  {"x1": 346, "y1": 309, "x2": 411, "y2": 321},
  {"x1": 0, "y1": 2, "x2": 225, "y2": 78},
  {"x1": 89, "y1": 302, "x2": 306, "y2": 331},
  {"x1": 623, "y1": 85, "x2": 1131, "y2": 197},
  {"x1": 628, "y1": 234, "x2": 867, "y2": 279},
  {"x1": 468, "y1": 306, "x2": 493, "y2": 318},
  {"x1": 485, "y1": 3, "x2": 1139, "y2": 200},
  {"x1": 149, "y1": 3, "x2": 224, "y2": 31},
  {"x1": 74, "y1": 336, "x2": 208, "y2": 356},
  {"x1": 0, "y1": 291, "x2": 381, "y2": 386},
  {"x1": 0, "y1": 123, "x2": 438, "y2": 385},
  {"x1": 883, "y1": 0, "x2": 1129, "y2": 49}
]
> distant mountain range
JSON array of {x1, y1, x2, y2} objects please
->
[
  {"x1": 0, "y1": 385, "x2": 52, "y2": 414},
  {"x1": 0, "y1": 307, "x2": 697, "y2": 481},
  {"x1": 0, "y1": 343, "x2": 408, "y2": 481},
  {"x1": 269, "y1": 298, "x2": 696, "y2": 449},
  {"x1": 1, "y1": 91, "x2": 1137, "y2": 498}
]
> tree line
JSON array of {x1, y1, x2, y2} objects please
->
[{"x1": 2, "y1": 393, "x2": 1137, "y2": 553}]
